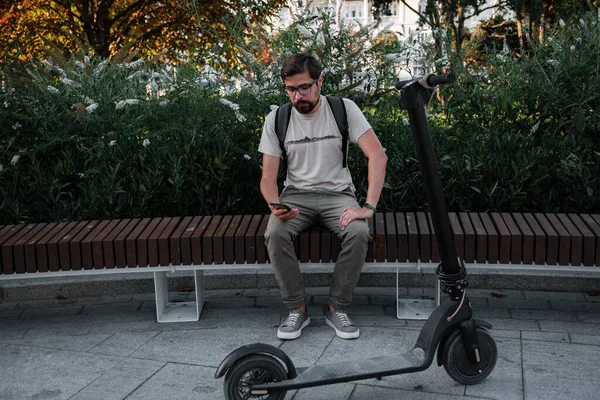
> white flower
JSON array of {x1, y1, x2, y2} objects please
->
[
  {"x1": 402, "y1": 118, "x2": 409, "y2": 126},
  {"x1": 60, "y1": 76, "x2": 79, "y2": 87},
  {"x1": 75, "y1": 60, "x2": 85, "y2": 69},
  {"x1": 86, "y1": 103, "x2": 98, "y2": 113},
  {"x1": 243, "y1": 154, "x2": 251, "y2": 160},
  {"x1": 115, "y1": 99, "x2": 141, "y2": 110},
  {"x1": 142, "y1": 139, "x2": 150, "y2": 148},
  {"x1": 47, "y1": 86, "x2": 60, "y2": 94},
  {"x1": 84, "y1": 56, "x2": 90, "y2": 64},
  {"x1": 159, "y1": 100, "x2": 169, "y2": 106},
  {"x1": 124, "y1": 58, "x2": 144, "y2": 69},
  {"x1": 235, "y1": 111, "x2": 247, "y2": 122},
  {"x1": 78, "y1": 173, "x2": 85, "y2": 178},
  {"x1": 559, "y1": 19, "x2": 565, "y2": 27},
  {"x1": 42, "y1": 60, "x2": 54, "y2": 69},
  {"x1": 570, "y1": 45, "x2": 576, "y2": 52},
  {"x1": 316, "y1": 31, "x2": 326, "y2": 46},
  {"x1": 126, "y1": 71, "x2": 144, "y2": 80},
  {"x1": 531, "y1": 120, "x2": 540, "y2": 133},
  {"x1": 10, "y1": 155, "x2": 20, "y2": 165},
  {"x1": 109, "y1": 140, "x2": 116, "y2": 146},
  {"x1": 579, "y1": 18, "x2": 586, "y2": 26},
  {"x1": 93, "y1": 60, "x2": 108, "y2": 76},
  {"x1": 219, "y1": 98, "x2": 240, "y2": 110},
  {"x1": 270, "y1": 105, "x2": 279, "y2": 111},
  {"x1": 82, "y1": 96, "x2": 95, "y2": 105},
  {"x1": 12, "y1": 122, "x2": 22, "y2": 130},
  {"x1": 297, "y1": 25, "x2": 312, "y2": 37}
]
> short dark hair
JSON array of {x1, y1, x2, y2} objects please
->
[{"x1": 280, "y1": 53, "x2": 321, "y2": 81}]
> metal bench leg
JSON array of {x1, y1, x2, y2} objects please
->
[
  {"x1": 396, "y1": 262, "x2": 441, "y2": 320},
  {"x1": 154, "y1": 270, "x2": 205, "y2": 323}
]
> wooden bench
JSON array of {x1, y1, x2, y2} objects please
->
[{"x1": 1, "y1": 212, "x2": 599, "y2": 322}]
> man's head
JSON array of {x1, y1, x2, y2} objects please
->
[{"x1": 280, "y1": 53, "x2": 322, "y2": 114}]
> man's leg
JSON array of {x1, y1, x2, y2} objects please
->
[{"x1": 320, "y1": 190, "x2": 370, "y2": 338}]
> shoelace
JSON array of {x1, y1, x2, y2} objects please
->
[
  {"x1": 284, "y1": 312, "x2": 300, "y2": 327},
  {"x1": 335, "y1": 311, "x2": 353, "y2": 327}
]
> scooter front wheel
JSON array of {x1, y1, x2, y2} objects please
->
[
  {"x1": 443, "y1": 328, "x2": 497, "y2": 385},
  {"x1": 224, "y1": 354, "x2": 288, "y2": 400}
]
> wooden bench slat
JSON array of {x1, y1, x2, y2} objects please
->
[
  {"x1": 202, "y1": 216, "x2": 223, "y2": 265},
  {"x1": 178, "y1": 216, "x2": 202, "y2": 265},
  {"x1": 58, "y1": 221, "x2": 89, "y2": 271},
  {"x1": 224, "y1": 215, "x2": 242, "y2": 265},
  {"x1": 580, "y1": 214, "x2": 600, "y2": 266},
  {"x1": 568, "y1": 214, "x2": 595, "y2": 266},
  {"x1": 244, "y1": 215, "x2": 262, "y2": 264},
  {"x1": 101, "y1": 219, "x2": 131, "y2": 269},
  {"x1": 479, "y1": 213, "x2": 498, "y2": 264},
  {"x1": 500, "y1": 213, "x2": 522, "y2": 264},
  {"x1": 490, "y1": 213, "x2": 510, "y2": 264},
  {"x1": 213, "y1": 216, "x2": 232, "y2": 265},
  {"x1": 47, "y1": 222, "x2": 80, "y2": 271},
  {"x1": 405, "y1": 212, "x2": 418, "y2": 262},
  {"x1": 468, "y1": 213, "x2": 487, "y2": 263},
  {"x1": 449, "y1": 213, "x2": 464, "y2": 261},
  {"x1": 191, "y1": 216, "x2": 212, "y2": 265},
  {"x1": 310, "y1": 226, "x2": 321, "y2": 263},
  {"x1": 511, "y1": 213, "x2": 534, "y2": 265},
  {"x1": 331, "y1": 229, "x2": 342, "y2": 262},
  {"x1": 459, "y1": 212, "x2": 475, "y2": 263},
  {"x1": 158, "y1": 217, "x2": 182, "y2": 266},
  {"x1": 427, "y1": 213, "x2": 440, "y2": 263},
  {"x1": 125, "y1": 218, "x2": 150, "y2": 267},
  {"x1": 66, "y1": 221, "x2": 98, "y2": 270},
  {"x1": 557, "y1": 214, "x2": 583, "y2": 266},
  {"x1": 14, "y1": 223, "x2": 49, "y2": 273},
  {"x1": 2, "y1": 224, "x2": 36, "y2": 274},
  {"x1": 114, "y1": 219, "x2": 142, "y2": 268},
  {"x1": 299, "y1": 228, "x2": 310, "y2": 263},
  {"x1": 321, "y1": 227, "x2": 332, "y2": 262},
  {"x1": 0, "y1": 225, "x2": 17, "y2": 274},
  {"x1": 384, "y1": 212, "x2": 397, "y2": 262},
  {"x1": 234, "y1": 215, "x2": 252, "y2": 264},
  {"x1": 545, "y1": 214, "x2": 571, "y2": 266},
  {"x1": 135, "y1": 218, "x2": 163, "y2": 267},
  {"x1": 534, "y1": 214, "x2": 559, "y2": 265},
  {"x1": 36, "y1": 222, "x2": 70, "y2": 272},
  {"x1": 91, "y1": 219, "x2": 123, "y2": 269},
  {"x1": 256, "y1": 215, "x2": 269, "y2": 263},
  {"x1": 523, "y1": 213, "x2": 547, "y2": 265},
  {"x1": 365, "y1": 216, "x2": 375, "y2": 262},
  {"x1": 416, "y1": 212, "x2": 430, "y2": 263},
  {"x1": 146, "y1": 218, "x2": 173, "y2": 267},
  {"x1": 395, "y1": 213, "x2": 408, "y2": 262},
  {"x1": 169, "y1": 216, "x2": 194, "y2": 266},
  {"x1": 374, "y1": 213, "x2": 386, "y2": 262}
]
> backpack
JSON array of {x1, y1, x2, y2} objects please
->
[{"x1": 274, "y1": 96, "x2": 349, "y2": 173}]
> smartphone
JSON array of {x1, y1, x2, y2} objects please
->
[{"x1": 269, "y1": 202, "x2": 292, "y2": 212}]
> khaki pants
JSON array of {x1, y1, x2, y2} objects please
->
[{"x1": 265, "y1": 186, "x2": 370, "y2": 310}]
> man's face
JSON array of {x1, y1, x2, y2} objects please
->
[{"x1": 283, "y1": 72, "x2": 322, "y2": 114}]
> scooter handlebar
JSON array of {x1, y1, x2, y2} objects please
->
[{"x1": 395, "y1": 72, "x2": 456, "y2": 90}]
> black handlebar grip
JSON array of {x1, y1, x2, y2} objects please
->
[{"x1": 426, "y1": 72, "x2": 456, "y2": 86}]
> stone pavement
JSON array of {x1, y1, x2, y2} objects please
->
[{"x1": 1, "y1": 286, "x2": 599, "y2": 400}]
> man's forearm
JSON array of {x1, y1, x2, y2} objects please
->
[
  {"x1": 260, "y1": 178, "x2": 280, "y2": 205},
  {"x1": 365, "y1": 155, "x2": 387, "y2": 207}
]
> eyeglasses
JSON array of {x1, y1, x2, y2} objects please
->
[{"x1": 284, "y1": 78, "x2": 319, "y2": 96}]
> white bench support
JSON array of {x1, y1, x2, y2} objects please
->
[
  {"x1": 396, "y1": 262, "x2": 441, "y2": 320},
  {"x1": 154, "y1": 270, "x2": 205, "y2": 323}
]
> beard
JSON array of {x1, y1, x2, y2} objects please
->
[{"x1": 293, "y1": 97, "x2": 320, "y2": 114}]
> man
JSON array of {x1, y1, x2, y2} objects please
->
[{"x1": 259, "y1": 53, "x2": 387, "y2": 340}]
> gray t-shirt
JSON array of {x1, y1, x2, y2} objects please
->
[{"x1": 258, "y1": 96, "x2": 372, "y2": 192}]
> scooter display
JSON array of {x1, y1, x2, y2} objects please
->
[{"x1": 215, "y1": 73, "x2": 498, "y2": 400}]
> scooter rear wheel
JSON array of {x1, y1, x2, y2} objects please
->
[
  {"x1": 224, "y1": 354, "x2": 288, "y2": 400},
  {"x1": 443, "y1": 328, "x2": 497, "y2": 385}
]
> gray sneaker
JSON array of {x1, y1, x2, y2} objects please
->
[
  {"x1": 326, "y1": 309, "x2": 360, "y2": 339},
  {"x1": 277, "y1": 309, "x2": 310, "y2": 340}
]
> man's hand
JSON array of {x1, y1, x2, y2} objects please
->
[
  {"x1": 339, "y1": 207, "x2": 373, "y2": 230},
  {"x1": 269, "y1": 204, "x2": 299, "y2": 220}
]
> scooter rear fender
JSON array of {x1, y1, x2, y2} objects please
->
[{"x1": 215, "y1": 343, "x2": 297, "y2": 379}]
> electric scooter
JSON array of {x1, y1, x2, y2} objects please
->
[{"x1": 215, "y1": 73, "x2": 498, "y2": 400}]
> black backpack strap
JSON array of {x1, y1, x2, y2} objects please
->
[
  {"x1": 274, "y1": 102, "x2": 293, "y2": 169},
  {"x1": 326, "y1": 96, "x2": 349, "y2": 168}
]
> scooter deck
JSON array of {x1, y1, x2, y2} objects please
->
[{"x1": 254, "y1": 347, "x2": 429, "y2": 392}]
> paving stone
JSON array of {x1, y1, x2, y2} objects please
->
[
  {"x1": 477, "y1": 318, "x2": 540, "y2": 332},
  {"x1": 0, "y1": 345, "x2": 122, "y2": 399},
  {"x1": 510, "y1": 309, "x2": 577, "y2": 322},
  {"x1": 523, "y1": 340, "x2": 600, "y2": 400},
  {"x1": 521, "y1": 331, "x2": 570, "y2": 343},
  {"x1": 294, "y1": 382, "x2": 356, "y2": 400},
  {"x1": 523, "y1": 291, "x2": 586, "y2": 302},
  {"x1": 82, "y1": 301, "x2": 144, "y2": 316},
  {"x1": 465, "y1": 338, "x2": 523, "y2": 400},
  {"x1": 129, "y1": 327, "x2": 281, "y2": 367},
  {"x1": 204, "y1": 296, "x2": 255, "y2": 308},
  {"x1": 488, "y1": 298, "x2": 550, "y2": 310},
  {"x1": 70, "y1": 358, "x2": 165, "y2": 400},
  {"x1": 570, "y1": 334, "x2": 600, "y2": 346},
  {"x1": 88, "y1": 331, "x2": 161, "y2": 356},
  {"x1": 469, "y1": 289, "x2": 525, "y2": 299},
  {"x1": 74, "y1": 294, "x2": 134, "y2": 305},
  {"x1": 0, "y1": 301, "x2": 18, "y2": 310},
  {"x1": 204, "y1": 289, "x2": 244, "y2": 299},
  {"x1": 243, "y1": 287, "x2": 281, "y2": 297},
  {"x1": 352, "y1": 314, "x2": 408, "y2": 329},
  {"x1": 583, "y1": 292, "x2": 600, "y2": 302},
  {"x1": 351, "y1": 384, "x2": 472, "y2": 399},
  {"x1": 255, "y1": 296, "x2": 287, "y2": 309},
  {"x1": 370, "y1": 295, "x2": 397, "y2": 306},
  {"x1": 1, "y1": 333, "x2": 112, "y2": 352},
  {"x1": 550, "y1": 300, "x2": 591, "y2": 312},
  {"x1": 280, "y1": 325, "x2": 335, "y2": 368},
  {"x1": 16, "y1": 298, "x2": 78, "y2": 309},
  {"x1": 21, "y1": 305, "x2": 83, "y2": 319},
  {"x1": 576, "y1": 311, "x2": 600, "y2": 323},
  {"x1": 539, "y1": 320, "x2": 600, "y2": 335},
  {"x1": 0, "y1": 308, "x2": 23, "y2": 319},
  {"x1": 311, "y1": 295, "x2": 370, "y2": 307},
  {"x1": 473, "y1": 307, "x2": 511, "y2": 319},
  {"x1": 488, "y1": 329, "x2": 521, "y2": 339},
  {"x1": 204, "y1": 306, "x2": 281, "y2": 329}
]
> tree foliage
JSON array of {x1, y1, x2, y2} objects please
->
[{"x1": 0, "y1": 0, "x2": 287, "y2": 62}]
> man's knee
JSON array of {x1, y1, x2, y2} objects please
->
[
  {"x1": 265, "y1": 223, "x2": 293, "y2": 246},
  {"x1": 342, "y1": 220, "x2": 370, "y2": 243}
]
